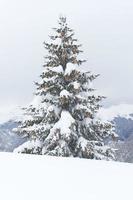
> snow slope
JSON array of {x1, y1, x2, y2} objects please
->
[{"x1": 0, "y1": 152, "x2": 133, "y2": 200}]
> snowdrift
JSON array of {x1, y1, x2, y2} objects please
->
[{"x1": 0, "y1": 152, "x2": 132, "y2": 200}]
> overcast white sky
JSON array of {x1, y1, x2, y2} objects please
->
[{"x1": 0, "y1": 0, "x2": 133, "y2": 107}]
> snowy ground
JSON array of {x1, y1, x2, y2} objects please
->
[{"x1": 0, "y1": 153, "x2": 133, "y2": 200}]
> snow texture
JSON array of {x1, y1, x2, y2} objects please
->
[
  {"x1": 14, "y1": 140, "x2": 42, "y2": 154},
  {"x1": 51, "y1": 110, "x2": 75, "y2": 135},
  {"x1": 30, "y1": 95, "x2": 48, "y2": 110},
  {"x1": 51, "y1": 65, "x2": 64, "y2": 73},
  {"x1": 51, "y1": 37, "x2": 62, "y2": 46},
  {"x1": 60, "y1": 89, "x2": 71, "y2": 97},
  {"x1": 72, "y1": 81, "x2": 80, "y2": 90},
  {"x1": 64, "y1": 63, "x2": 78, "y2": 75},
  {"x1": 0, "y1": 152, "x2": 132, "y2": 200},
  {"x1": 43, "y1": 65, "x2": 63, "y2": 74}
]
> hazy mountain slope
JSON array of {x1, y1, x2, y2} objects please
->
[
  {"x1": 0, "y1": 121, "x2": 26, "y2": 152},
  {"x1": 98, "y1": 104, "x2": 133, "y2": 162},
  {"x1": 112, "y1": 134, "x2": 133, "y2": 163},
  {"x1": 113, "y1": 117, "x2": 133, "y2": 140},
  {"x1": 98, "y1": 104, "x2": 133, "y2": 139},
  {"x1": 0, "y1": 106, "x2": 25, "y2": 151}
]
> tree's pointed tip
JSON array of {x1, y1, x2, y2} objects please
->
[{"x1": 58, "y1": 14, "x2": 67, "y2": 24}]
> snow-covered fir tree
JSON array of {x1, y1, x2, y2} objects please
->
[{"x1": 14, "y1": 17, "x2": 117, "y2": 160}]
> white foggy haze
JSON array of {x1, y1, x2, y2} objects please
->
[{"x1": 0, "y1": 0, "x2": 133, "y2": 107}]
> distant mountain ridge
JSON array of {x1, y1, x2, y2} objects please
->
[{"x1": 98, "y1": 104, "x2": 133, "y2": 162}]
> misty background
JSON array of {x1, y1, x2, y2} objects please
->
[{"x1": 0, "y1": 0, "x2": 133, "y2": 108}]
